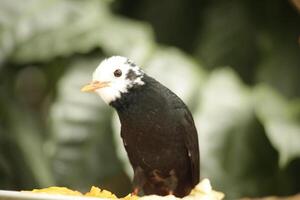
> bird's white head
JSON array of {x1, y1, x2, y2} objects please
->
[{"x1": 81, "y1": 56, "x2": 145, "y2": 104}]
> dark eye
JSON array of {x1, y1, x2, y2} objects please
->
[{"x1": 114, "y1": 69, "x2": 122, "y2": 77}]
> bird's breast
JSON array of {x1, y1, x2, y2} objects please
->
[{"x1": 120, "y1": 111, "x2": 186, "y2": 171}]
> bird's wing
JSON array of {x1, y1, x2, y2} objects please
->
[
  {"x1": 179, "y1": 108, "x2": 200, "y2": 186},
  {"x1": 145, "y1": 76, "x2": 200, "y2": 185}
]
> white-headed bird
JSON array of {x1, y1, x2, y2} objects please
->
[{"x1": 81, "y1": 56, "x2": 200, "y2": 197}]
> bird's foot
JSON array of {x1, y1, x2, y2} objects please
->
[{"x1": 131, "y1": 188, "x2": 139, "y2": 196}]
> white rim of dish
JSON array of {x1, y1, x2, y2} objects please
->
[{"x1": 0, "y1": 190, "x2": 111, "y2": 200}]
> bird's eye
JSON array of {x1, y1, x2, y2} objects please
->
[{"x1": 114, "y1": 69, "x2": 122, "y2": 77}]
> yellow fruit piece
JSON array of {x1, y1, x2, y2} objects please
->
[
  {"x1": 85, "y1": 186, "x2": 117, "y2": 199},
  {"x1": 31, "y1": 187, "x2": 83, "y2": 196},
  {"x1": 121, "y1": 194, "x2": 139, "y2": 200}
]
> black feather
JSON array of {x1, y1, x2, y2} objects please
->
[{"x1": 110, "y1": 74, "x2": 200, "y2": 197}]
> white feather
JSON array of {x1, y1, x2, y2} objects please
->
[{"x1": 92, "y1": 56, "x2": 144, "y2": 104}]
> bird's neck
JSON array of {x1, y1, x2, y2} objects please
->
[
  {"x1": 109, "y1": 75, "x2": 158, "y2": 121},
  {"x1": 109, "y1": 80, "x2": 146, "y2": 112},
  {"x1": 109, "y1": 75, "x2": 166, "y2": 125}
]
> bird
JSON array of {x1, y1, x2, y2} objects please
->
[{"x1": 81, "y1": 56, "x2": 200, "y2": 197}]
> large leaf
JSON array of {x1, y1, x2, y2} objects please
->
[
  {"x1": 6, "y1": 0, "x2": 110, "y2": 63},
  {"x1": 0, "y1": 0, "x2": 155, "y2": 65},
  {"x1": 5, "y1": 105, "x2": 55, "y2": 188},
  {"x1": 0, "y1": 69, "x2": 54, "y2": 188},
  {"x1": 254, "y1": 85, "x2": 300, "y2": 167},
  {"x1": 47, "y1": 56, "x2": 131, "y2": 195},
  {"x1": 194, "y1": 0, "x2": 258, "y2": 83},
  {"x1": 144, "y1": 47, "x2": 206, "y2": 110},
  {"x1": 193, "y1": 68, "x2": 279, "y2": 199},
  {"x1": 0, "y1": 0, "x2": 41, "y2": 64},
  {"x1": 255, "y1": 40, "x2": 300, "y2": 98},
  {"x1": 254, "y1": 0, "x2": 300, "y2": 98},
  {"x1": 96, "y1": 16, "x2": 155, "y2": 64}
]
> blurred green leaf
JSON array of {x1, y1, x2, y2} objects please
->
[
  {"x1": 144, "y1": 47, "x2": 206, "y2": 110},
  {"x1": 7, "y1": 0, "x2": 110, "y2": 63},
  {"x1": 7, "y1": 106, "x2": 55, "y2": 188},
  {"x1": 255, "y1": 40, "x2": 300, "y2": 98},
  {"x1": 254, "y1": 0, "x2": 300, "y2": 98},
  {"x1": 0, "y1": 128, "x2": 13, "y2": 189},
  {"x1": 194, "y1": 0, "x2": 258, "y2": 83},
  {"x1": 254, "y1": 85, "x2": 300, "y2": 167},
  {"x1": 96, "y1": 16, "x2": 155, "y2": 64},
  {"x1": 0, "y1": 0, "x2": 155, "y2": 65},
  {"x1": 194, "y1": 68, "x2": 279, "y2": 199}
]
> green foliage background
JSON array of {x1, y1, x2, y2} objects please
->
[{"x1": 0, "y1": 0, "x2": 299, "y2": 199}]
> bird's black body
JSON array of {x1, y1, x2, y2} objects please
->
[{"x1": 110, "y1": 74, "x2": 200, "y2": 197}]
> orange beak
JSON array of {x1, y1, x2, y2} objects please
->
[{"x1": 81, "y1": 81, "x2": 110, "y2": 92}]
